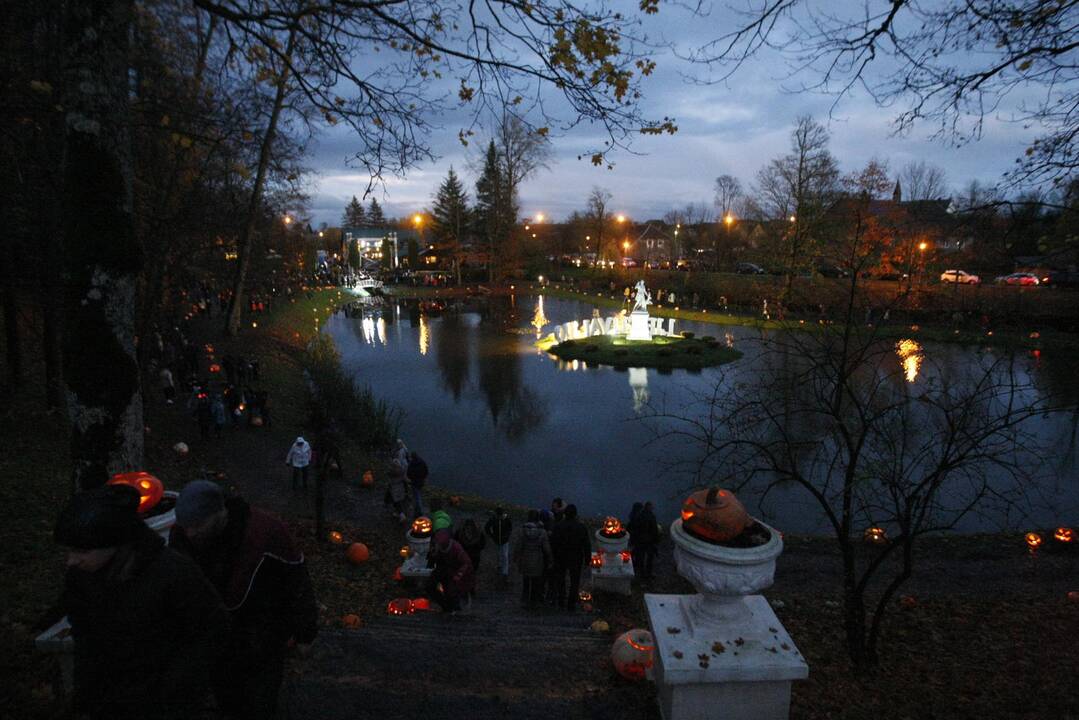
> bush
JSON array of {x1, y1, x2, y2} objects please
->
[
  {"x1": 702, "y1": 336, "x2": 715, "y2": 342},
  {"x1": 681, "y1": 331, "x2": 695, "y2": 339},
  {"x1": 658, "y1": 348, "x2": 672, "y2": 357},
  {"x1": 584, "y1": 344, "x2": 598, "y2": 352},
  {"x1": 304, "y1": 335, "x2": 401, "y2": 449}
]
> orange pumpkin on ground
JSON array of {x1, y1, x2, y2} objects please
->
[
  {"x1": 612, "y1": 629, "x2": 655, "y2": 681},
  {"x1": 347, "y1": 542, "x2": 370, "y2": 564},
  {"x1": 387, "y1": 598, "x2": 414, "y2": 615},
  {"x1": 681, "y1": 487, "x2": 750, "y2": 543},
  {"x1": 342, "y1": 614, "x2": 362, "y2": 628}
]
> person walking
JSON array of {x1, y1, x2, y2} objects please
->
[
  {"x1": 549, "y1": 504, "x2": 592, "y2": 611},
  {"x1": 53, "y1": 485, "x2": 228, "y2": 720},
  {"x1": 170, "y1": 481, "x2": 318, "y2": 719},
  {"x1": 514, "y1": 510, "x2": 551, "y2": 607},
  {"x1": 195, "y1": 391, "x2": 213, "y2": 440},
  {"x1": 159, "y1": 366, "x2": 176, "y2": 405},
  {"x1": 210, "y1": 394, "x2": 227, "y2": 439},
  {"x1": 628, "y1": 500, "x2": 660, "y2": 580},
  {"x1": 386, "y1": 462, "x2": 408, "y2": 522},
  {"x1": 285, "y1": 436, "x2": 312, "y2": 491},
  {"x1": 454, "y1": 518, "x2": 486, "y2": 575},
  {"x1": 426, "y1": 529, "x2": 475, "y2": 613},
  {"x1": 484, "y1": 507, "x2": 513, "y2": 584},
  {"x1": 406, "y1": 450, "x2": 428, "y2": 517}
]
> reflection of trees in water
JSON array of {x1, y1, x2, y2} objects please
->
[
  {"x1": 434, "y1": 308, "x2": 471, "y2": 400},
  {"x1": 476, "y1": 299, "x2": 547, "y2": 442}
]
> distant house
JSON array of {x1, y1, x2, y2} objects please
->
[
  {"x1": 341, "y1": 226, "x2": 419, "y2": 267},
  {"x1": 635, "y1": 223, "x2": 674, "y2": 266}
]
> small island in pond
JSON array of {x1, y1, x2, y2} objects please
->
[{"x1": 542, "y1": 333, "x2": 743, "y2": 369}]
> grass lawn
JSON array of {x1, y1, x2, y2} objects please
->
[{"x1": 544, "y1": 333, "x2": 743, "y2": 369}]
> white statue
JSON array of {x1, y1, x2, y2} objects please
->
[{"x1": 632, "y1": 280, "x2": 652, "y2": 313}]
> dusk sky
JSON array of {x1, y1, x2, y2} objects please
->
[{"x1": 306, "y1": 2, "x2": 1039, "y2": 227}]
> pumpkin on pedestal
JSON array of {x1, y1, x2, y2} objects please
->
[
  {"x1": 611, "y1": 629, "x2": 655, "y2": 681},
  {"x1": 680, "y1": 487, "x2": 750, "y2": 543},
  {"x1": 347, "y1": 542, "x2": 370, "y2": 564},
  {"x1": 599, "y1": 516, "x2": 626, "y2": 538},
  {"x1": 108, "y1": 472, "x2": 164, "y2": 514}
]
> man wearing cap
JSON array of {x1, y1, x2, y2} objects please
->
[
  {"x1": 54, "y1": 484, "x2": 228, "y2": 719},
  {"x1": 170, "y1": 481, "x2": 318, "y2": 719}
]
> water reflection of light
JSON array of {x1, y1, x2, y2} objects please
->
[
  {"x1": 571, "y1": 359, "x2": 579, "y2": 371},
  {"x1": 629, "y1": 367, "x2": 649, "y2": 413},
  {"x1": 377, "y1": 317, "x2": 387, "y2": 345},
  {"x1": 896, "y1": 338, "x2": 923, "y2": 383},
  {"x1": 725, "y1": 331, "x2": 735, "y2": 348},
  {"x1": 418, "y1": 314, "x2": 429, "y2": 356},
  {"x1": 362, "y1": 316, "x2": 376, "y2": 344},
  {"x1": 532, "y1": 296, "x2": 548, "y2": 337}
]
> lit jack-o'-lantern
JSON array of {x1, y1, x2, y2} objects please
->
[
  {"x1": 863, "y1": 527, "x2": 888, "y2": 545},
  {"x1": 399, "y1": 545, "x2": 410, "y2": 558},
  {"x1": 108, "y1": 472, "x2": 164, "y2": 514},
  {"x1": 361, "y1": 470, "x2": 375, "y2": 487},
  {"x1": 209, "y1": 363, "x2": 222, "y2": 373},
  {"x1": 411, "y1": 597, "x2": 431, "y2": 611},
  {"x1": 681, "y1": 487, "x2": 750, "y2": 543},
  {"x1": 1025, "y1": 532, "x2": 1044, "y2": 549},
  {"x1": 329, "y1": 531, "x2": 345, "y2": 544},
  {"x1": 1054, "y1": 527, "x2": 1074, "y2": 543},
  {"x1": 393, "y1": 567, "x2": 403, "y2": 582},
  {"x1": 410, "y1": 516, "x2": 433, "y2": 538},
  {"x1": 590, "y1": 552, "x2": 604, "y2": 568},
  {"x1": 611, "y1": 629, "x2": 655, "y2": 681},
  {"x1": 578, "y1": 590, "x2": 593, "y2": 603},
  {"x1": 347, "y1": 542, "x2": 370, "y2": 564},
  {"x1": 387, "y1": 598, "x2": 414, "y2": 616},
  {"x1": 619, "y1": 551, "x2": 632, "y2": 563},
  {"x1": 600, "y1": 517, "x2": 626, "y2": 538}
]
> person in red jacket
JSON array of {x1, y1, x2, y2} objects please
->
[
  {"x1": 170, "y1": 481, "x2": 318, "y2": 719},
  {"x1": 426, "y1": 529, "x2": 475, "y2": 613}
]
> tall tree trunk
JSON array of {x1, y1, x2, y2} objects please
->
[
  {"x1": 62, "y1": 0, "x2": 142, "y2": 490},
  {"x1": 226, "y1": 28, "x2": 296, "y2": 336}
]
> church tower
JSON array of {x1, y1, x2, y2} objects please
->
[{"x1": 892, "y1": 179, "x2": 902, "y2": 203}]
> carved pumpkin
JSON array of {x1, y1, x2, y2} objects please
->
[
  {"x1": 209, "y1": 363, "x2": 221, "y2": 374},
  {"x1": 250, "y1": 415, "x2": 264, "y2": 427},
  {"x1": 342, "y1": 614, "x2": 362, "y2": 628},
  {"x1": 329, "y1": 531, "x2": 344, "y2": 544},
  {"x1": 393, "y1": 567, "x2": 403, "y2": 582},
  {"x1": 580, "y1": 602, "x2": 593, "y2": 613},
  {"x1": 611, "y1": 629, "x2": 655, "y2": 681},
  {"x1": 410, "y1": 516, "x2": 433, "y2": 538},
  {"x1": 108, "y1": 472, "x2": 164, "y2": 514},
  {"x1": 600, "y1": 516, "x2": 626, "y2": 538},
  {"x1": 863, "y1": 527, "x2": 888, "y2": 545},
  {"x1": 590, "y1": 620, "x2": 610, "y2": 633},
  {"x1": 1054, "y1": 527, "x2": 1074, "y2": 543},
  {"x1": 578, "y1": 590, "x2": 593, "y2": 603},
  {"x1": 399, "y1": 545, "x2": 410, "y2": 558},
  {"x1": 680, "y1": 487, "x2": 750, "y2": 543},
  {"x1": 361, "y1": 470, "x2": 375, "y2": 487},
  {"x1": 1068, "y1": 591, "x2": 1079, "y2": 603},
  {"x1": 619, "y1": 551, "x2": 632, "y2": 563},
  {"x1": 590, "y1": 552, "x2": 604, "y2": 568},
  {"x1": 387, "y1": 598, "x2": 414, "y2": 616},
  {"x1": 347, "y1": 542, "x2": 370, "y2": 564},
  {"x1": 412, "y1": 597, "x2": 431, "y2": 611},
  {"x1": 899, "y1": 595, "x2": 917, "y2": 609},
  {"x1": 1025, "y1": 532, "x2": 1043, "y2": 549}
]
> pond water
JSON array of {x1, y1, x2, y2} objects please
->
[{"x1": 326, "y1": 294, "x2": 1079, "y2": 534}]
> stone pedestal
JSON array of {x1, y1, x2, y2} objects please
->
[
  {"x1": 591, "y1": 530, "x2": 634, "y2": 595},
  {"x1": 400, "y1": 532, "x2": 432, "y2": 579},
  {"x1": 644, "y1": 519, "x2": 808, "y2": 720},
  {"x1": 627, "y1": 309, "x2": 652, "y2": 341}
]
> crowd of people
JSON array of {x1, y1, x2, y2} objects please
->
[{"x1": 51, "y1": 481, "x2": 318, "y2": 719}]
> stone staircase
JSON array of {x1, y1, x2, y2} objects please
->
[{"x1": 284, "y1": 589, "x2": 655, "y2": 720}]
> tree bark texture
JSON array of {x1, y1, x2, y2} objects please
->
[
  {"x1": 62, "y1": 0, "x2": 143, "y2": 490},
  {"x1": 226, "y1": 28, "x2": 295, "y2": 336}
]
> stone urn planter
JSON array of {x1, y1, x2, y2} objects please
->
[
  {"x1": 400, "y1": 517, "x2": 433, "y2": 579},
  {"x1": 670, "y1": 517, "x2": 782, "y2": 630},
  {"x1": 591, "y1": 517, "x2": 633, "y2": 595}
]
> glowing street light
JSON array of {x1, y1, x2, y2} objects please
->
[
  {"x1": 413, "y1": 214, "x2": 423, "y2": 226},
  {"x1": 535, "y1": 213, "x2": 545, "y2": 223},
  {"x1": 622, "y1": 240, "x2": 631, "y2": 252},
  {"x1": 724, "y1": 214, "x2": 734, "y2": 227},
  {"x1": 918, "y1": 241, "x2": 928, "y2": 252},
  {"x1": 789, "y1": 215, "x2": 796, "y2": 223},
  {"x1": 616, "y1": 214, "x2": 626, "y2": 223},
  {"x1": 283, "y1": 215, "x2": 293, "y2": 225}
]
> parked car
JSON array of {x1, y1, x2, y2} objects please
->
[
  {"x1": 940, "y1": 269, "x2": 981, "y2": 285},
  {"x1": 994, "y1": 272, "x2": 1040, "y2": 286},
  {"x1": 735, "y1": 262, "x2": 766, "y2": 275},
  {"x1": 817, "y1": 264, "x2": 849, "y2": 279},
  {"x1": 1041, "y1": 270, "x2": 1079, "y2": 288}
]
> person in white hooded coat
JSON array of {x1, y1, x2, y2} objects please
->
[{"x1": 285, "y1": 436, "x2": 312, "y2": 490}]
